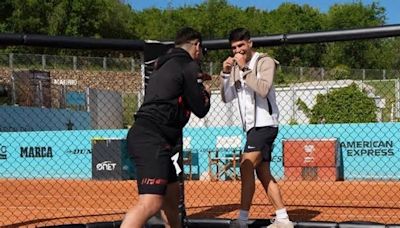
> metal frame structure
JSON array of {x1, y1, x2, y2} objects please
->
[
  {"x1": 1, "y1": 24, "x2": 400, "y2": 228},
  {"x1": 1, "y1": 24, "x2": 400, "y2": 51}
]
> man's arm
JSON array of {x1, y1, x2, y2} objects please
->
[
  {"x1": 220, "y1": 72, "x2": 236, "y2": 103},
  {"x1": 244, "y1": 56, "x2": 276, "y2": 98},
  {"x1": 182, "y1": 62, "x2": 211, "y2": 118},
  {"x1": 220, "y1": 56, "x2": 237, "y2": 103}
]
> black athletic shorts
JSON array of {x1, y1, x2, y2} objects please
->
[
  {"x1": 243, "y1": 126, "x2": 278, "y2": 162},
  {"x1": 127, "y1": 123, "x2": 179, "y2": 195}
]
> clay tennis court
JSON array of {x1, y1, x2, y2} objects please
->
[{"x1": 1, "y1": 179, "x2": 399, "y2": 227}]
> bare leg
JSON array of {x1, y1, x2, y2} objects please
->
[
  {"x1": 160, "y1": 182, "x2": 181, "y2": 228},
  {"x1": 121, "y1": 194, "x2": 163, "y2": 228},
  {"x1": 239, "y1": 151, "x2": 263, "y2": 211},
  {"x1": 255, "y1": 161, "x2": 285, "y2": 210}
]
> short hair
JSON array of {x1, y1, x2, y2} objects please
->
[
  {"x1": 229, "y1": 28, "x2": 251, "y2": 43},
  {"x1": 174, "y1": 27, "x2": 202, "y2": 46}
]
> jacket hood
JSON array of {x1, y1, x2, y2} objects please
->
[{"x1": 155, "y1": 48, "x2": 192, "y2": 70}]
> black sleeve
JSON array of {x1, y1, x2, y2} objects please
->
[{"x1": 182, "y1": 61, "x2": 211, "y2": 118}]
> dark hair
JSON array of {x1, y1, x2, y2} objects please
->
[
  {"x1": 229, "y1": 28, "x2": 251, "y2": 43},
  {"x1": 174, "y1": 27, "x2": 202, "y2": 45}
]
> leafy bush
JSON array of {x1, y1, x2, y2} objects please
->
[
  {"x1": 328, "y1": 64, "x2": 351, "y2": 80},
  {"x1": 297, "y1": 83, "x2": 377, "y2": 123}
]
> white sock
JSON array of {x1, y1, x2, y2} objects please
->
[
  {"x1": 238, "y1": 209, "x2": 249, "y2": 221},
  {"x1": 276, "y1": 208, "x2": 290, "y2": 222}
]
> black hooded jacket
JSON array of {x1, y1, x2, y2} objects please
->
[{"x1": 134, "y1": 47, "x2": 211, "y2": 144}]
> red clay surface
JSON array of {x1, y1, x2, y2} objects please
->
[{"x1": 1, "y1": 179, "x2": 399, "y2": 227}]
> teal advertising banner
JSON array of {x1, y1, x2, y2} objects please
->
[
  {"x1": 0, "y1": 130, "x2": 127, "y2": 179},
  {"x1": 278, "y1": 122, "x2": 400, "y2": 180},
  {"x1": 0, "y1": 123, "x2": 399, "y2": 180}
]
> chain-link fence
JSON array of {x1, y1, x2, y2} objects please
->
[{"x1": 0, "y1": 51, "x2": 400, "y2": 227}]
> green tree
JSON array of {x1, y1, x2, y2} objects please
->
[
  {"x1": 379, "y1": 37, "x2": 400, "y2": 70},
  {"x1": 0, "y1": 0, "x2": 13, "y2": 32},
  {"x1": 328, "y1": 64, "x2": 351, "y2": 80},
  {"x1": 267, "y1": 3, "x2": 325, "y2": 67},
  {"x1": 47, "y1": 0, "x2": 106, "y2": 37},
  {"x1": 133, "y1": 8, "x2": 165, "y2": 40},
  {"x1": 8, "y1": 0, "x2": 56, "y2": 34},
  {"x1": 3, "y1": 0, "x2": 137, "y2": 56},
  {"x1": 5, "y1": 0, "x2": 135, "y2": 38},
  {"x1": 198, "y1": 0, "x2": 246, "y2": 39},
  {"x1": 48, "y1": 0, "x2": 136, "y2": 39},
  {"x1": 321, "y1": 1, "x2": 386, "y2": 69},
  {"x1": 134, "y1": 7, "x2": 188, "y2": 41}
]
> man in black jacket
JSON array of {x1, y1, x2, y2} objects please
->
[{"x1": 121, "y1": 27, "x2": 211, "y2": 228}]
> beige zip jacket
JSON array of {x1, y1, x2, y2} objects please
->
[{"x1": 220, "y1": 53, "x2": 280, "y2": 131}]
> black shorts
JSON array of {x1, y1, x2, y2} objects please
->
[
  {"x1": 127, "y1": 123, "x2": 179, "y2": 195},
  {"x1": 243, "y1": 126, "x2": 278, "y2": 162}
]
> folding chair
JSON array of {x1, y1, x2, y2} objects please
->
[
  {"x1": 182, "y1": 150, "x2": 193, "y2": 180},
  {"x1": 182, "y1": 137, "x2": 199, "y2": 180},
  {"x1": 208, "y1": 136, "x2": 242, "y2": 181}
]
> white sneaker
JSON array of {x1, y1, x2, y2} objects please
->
[
  {"x1": 230, "y1": 219, "x2": 248, "y2": 228},
  {"x1": 267, "y1": 218, "x2": 294, "y2": 228}
]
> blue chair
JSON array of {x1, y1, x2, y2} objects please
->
[{"x1": 183, "y1": 150, "x2": 199, "y2": 180}]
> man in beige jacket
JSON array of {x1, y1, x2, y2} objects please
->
[{"x1": 220, "y1": 28, "x2": 293, "y2": 228}]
